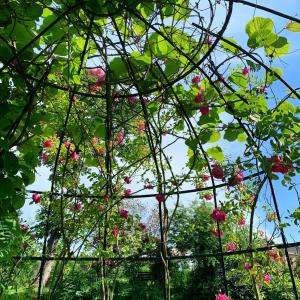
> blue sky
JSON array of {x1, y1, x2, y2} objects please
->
[
  {"x1": 22, "y1": 0, "x2": 300, "y2": 245},
  {"x1": 223, "y1": 0, "x2": 300, "y2": 242}
]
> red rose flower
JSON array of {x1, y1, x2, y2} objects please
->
[{"x1": 43, "y1": 139, "x2": 53, "y2": 148}]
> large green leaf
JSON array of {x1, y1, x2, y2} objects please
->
[
  {"x1": 147, "y1": 32, "x2": 170, "y2": 57},
  {"x1": 24, "y1": 3, "x2": 43, "y2": 19},
  {"x1": 130, "y1": 51, "x2": 152, "y2": 65},
  {"x1": 4, "y1": 23, "x2": 36, "y2": 48},
  {"x1": 3, "y1": 152, "x2": 19, "y2": 175},
  {"x1": 228, "y1": 72, "x2": 248, "y2": 89},
  {"x1": 206, "y1": 146, "x2": 224, "y2": 161},
  {"x1": 92, "y1": 118, "x2": 106, "y2": 139},
  {"x1": 247, "y1": 30, "x2": 278, "y2": 48},
  {"x1": 136, "y1": 2, "x2": 155, "y2": 18},
  {"x1": 277, "y1": 101, "x2": 296, "y2": 114},
  {"x1": 245, "y1": 17, "x2": 274, "y2": 37},
  {"x1": 265, "y1": 37, "x2": 290, "y2": 58},
  {"x1": 110, "y1": 57, "x2": 129, "y2": 80},
  {"x1": 0, "y1": 178, "x2": 14, "y2": 200}
]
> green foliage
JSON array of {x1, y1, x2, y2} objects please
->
[
  {"x1": 0, "y1": 216, "x2": 22, "y2": 261},
  {"x1": 0, "y1": 1, "x2": 299, "y2": 299}
]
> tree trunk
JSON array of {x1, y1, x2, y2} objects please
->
[{"x1": 33, "y1": 231, "x2": 60, "y2": 289}]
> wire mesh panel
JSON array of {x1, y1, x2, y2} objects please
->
[{"x1": 0, "y1": 1, "x2": 299, "y2": 300}]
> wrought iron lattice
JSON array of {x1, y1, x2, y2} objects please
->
[{"x1": 0, "y1": 1, "x2": 299, "y2": 300}]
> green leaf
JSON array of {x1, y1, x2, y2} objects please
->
[
  {"x1": 265, "y1": 37, "x2": 290, "y2": 58},
  {"x1": 264, "y1": 67, "x2": 283, "y2": 84},
  {"x1": 208, "y1": 131, "x2": 221, "y2": 143},
  {"x1": 198, "y1": 109, "x2": 220, "y2": 126},
  {"x1": 286, "y1": 22, "x2": 300, "y2": 32},
  {"x1": 13, "y1": 192, "x2": 25, "y2": 210},
  {"x1": 130, "y1": 51, "x2": 151, "y2": 65},
  {"x1": 137, "y1": 2, "x2": 154, "y2": 18},
  {"x1": 42, "y1": 8, "x2": 53, "y2": 18},
  {"x1": 110, "y1": 57, "x2": 129, "y2": 80},
  {"x1": 20, "y1": 165, "x2": 35, "y2": 186},
  {"x1": 54, "y1": 43, "x2": 68, "y2": 56},
  {"x1": 173, "y1": 0, "x2": 191, "y2": 21},
  {"x1": 0, "y1": 178, "x2": 14, "y2": 199},
  {"x1": 277, "y1": 101, "x2": 296, "y2": 114},
  {"x1": 132, "y1": 20, "x2": 146, "y2": 36},
  {"x1": 4, "y1": 23, "x2": 36, "y2": 48},
  {"x1": 147, "y1": 102, "x2": 158, "y2": 113},
  {"x1": 164, "y1": 60, "x2": 180, "y2": 78},
  {"x1": 246, "y1": 17, "x2": 274, "y2": 37},
  {"x1": 228, "y1": 72, "x2": 248, "y2": 89},
  {"x1": 200, "y1": 129, "x2": 221, "y2": 144},
  {"x1": 245, "y1": 60, "x2": 261, "y2": 72},
  {"x1": 161, "y1": 4, "x2": 174, "y2": 18},
  {"x1": 3, "y1": 152, "x2": 19, "y2": 175},
  {"x1": 95, "y1": 122, "x2": 106, "y2": 139},
  {"x1": 175, "y1": 119, "x2": 184, "y2": 132},
  {"x1": 224, "y1": 127, "x2": 238, "y2": 142},
  {"x1": 206, "y1": 146, "x2": 224, "y2": 161},
  {"x1": 0, "y1": 138, "x2": 9, "y2": 151},
  {"x1": 237, "y1": 133, "x2": 247, "y2": 142},
  {"x1": 247, "y1": 30, "x2": 278, "y2": 48},
  {"x1": 147, "y1": 32, "x2": 170, "y2": 57},
  {"x1": 221, "y1": 38, "x2": 239, "y2": 54},
  {"x1": 25, "y1": 3, "x2": 43, "y2": 19},
  {"x1": 85, "y1": 156, "x2": 98, "y2": 167},
  {"x1": 0, "y1": 44, "x2": 13, "y2": 61},
  {"x1": 185, "y1": 138, "x2": 198, "y2": 151}
]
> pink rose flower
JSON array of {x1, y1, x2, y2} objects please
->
[
  {"x1": 204, "y1": 193, "x2": 213, "y2": 201},
  {"x1": 242, "y1": 66, "x2": 250, "y2": 76},
  {"x1": 212, "y1": 229, "x2": 224, "y2": 238},
  {"x1": 263, "y1": 274, "x2": 271, "y2": 284},
  {"x1": 228, "y1": 168, "x2": 244, "y2": 186},
  {"x1": 238, "y1": 217, "x2": 246, "y2": 226},
  {"x1": 123, "y1": 189, "x2": 132, "y2": 197},
  {"x1": 32, "y1": 193, "x2": 41, "y2": 204},
  {"x1": 119, "y1": 208, "x2": 129, "y2": 220},
  {"x1": 226, "y1": 242, "x2": 237, "y2": 252},
  {"x1": 70, "y1": 151, "x2": 80, "y2": 161},
  {"x1": 211, "y1": 208, "x2": 227, "y2": 223},
  {"x1": 98, "y1": 204, "x2": 105, "y2": 211},
  {"x1": 216, "y1": 293, "x2": 229, "y2": 300},
  {"x1": 87, "y1": 67, "x2": 105, "y2": 83},
  {"x1": 112, "y1": 226, "x2": 120, "y2": 237},
  {"x1": 117, "y1": 131, "x2": 124, "y2": 144}
]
